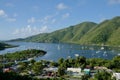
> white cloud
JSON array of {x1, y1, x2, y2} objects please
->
[
  {"x1": 39, "y1": 15, "x2": 53, "y2": 24},
  {"x1": 32, "y1": 6, "x2": 39, "y2": 11},
  {"x1": 40, "y1": 26, "x2": 48, "y2": 33},
  {"x1": 56, "y1": 3, "x2": 68, "y2": 10},
  {"x1": 5, "y1": 3, "x2": 14, "y2": 7},
  {"x1": 13, "y1": 25, "x2": 48, "y2": 38},
  {"x1": 0, "y1": 9, "x2": 7, "y2": 17},
  {"x1": 0, "y1": 9, "x2": 16, "y2": 22},
  {"x1": 28, "y1": 17, "x2": 36, "y2": 23},
  {"x1": 108, "y1": 0, "x2": 120, "y2": 4},
  {"x1": 51, "y1": 19, "x2": 56, "y2": 24},
  {"x1": 6, "y1": 18, "x2": 16, "y2": 22},
  {"x1": 62, "y1": 13, "x2": 70, "y2": 19}
]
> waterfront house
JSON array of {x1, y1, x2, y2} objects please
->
[
  {"x1": 43, "y1": 67, "x2": 58, "y2": 77},
  {"x1": 113, "y1": 73, "x2": 120, "y2": 80},
  {"x1": 3, "y1": 68, "x2": 14, "y2": 72},
  {"x1": 94, "y1": 66, "x2": 107, "y2": 70},
  {"x1": 67, "y1": 68, "x2": 83, "y2": 77},
  {"x1": 83, "y1": 69, "x2": 90, "y2": 75}
]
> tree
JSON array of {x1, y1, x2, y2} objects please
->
[
  {"x1": 81, "y1": 74, "x2": 90, "y2": 80},
  {"x1": 32, "y1": 62, "x2": 44, "y2": 74},
  {"x1": 58, "y1": 66, "x2": 65, "y2": 76},
  {"x1": 94, "y1": 70, "x2": 112, "y2": 80},
  {"x1": 58, "y1": 58, "x2": 64, "y2": 65}
]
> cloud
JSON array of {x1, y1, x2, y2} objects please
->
[
  {"x1": 40, "y1": 26, "x2": 48, "y2": 33},
  {"x1": 62, "y1": 13, "x2": 70, "y2": 19},
  {"x1": 6, "y1": 18, "x2": 16, "y2": 22},
  {"x1": 5, "y1": 3, "x2": 14, "y2": 7},
  {"x1": 0, "y1": 9, "x2": 7, "y2": 17},
  {"x1": 0, "y1": 9, "x2": 16, "y2": 22},
  {"x1": 51, "y1": 19, "x2": 56, "y2": 24},
  {"x1": 56, "y1": 3, "x2": 68, "y2": 10},
  {"x1": 39, "y1": 15, "x2": 54, "y2": 24},
  {"x1": 108, "y1": 0, "x2": 120, "y2": 4},
  {"x1": 32, "y1": 6, "x2": 39, "y2": 11},
  {"x1": 13, "y1": 25, "x2": 48, "y2": 38},
  {"x1": 28, "y1": 17, "x2": 36, "y2": 23}
]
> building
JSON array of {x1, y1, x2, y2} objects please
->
[
  {"x1": 113, "y1": 73, "x2": 120, "y2": 80},
  {"x1": 3, "y1": 68, "x2": 14, "y2": 72},
  {"x1": 43, "y1": 67, "x2": 58, "y2": 77},
  {"x1": 83, "y1": 69, "x2": 90, "y2": 75},
  {"x1": 67, "y1": 68, "x2": 83, "y2": 77},
  {"x1": 44, "y1": 67, "x2": 58, "y2": 72},
  {"x1": 94, "y1": 66, "x2": 107, "y2": 70}
]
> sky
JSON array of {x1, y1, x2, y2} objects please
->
[{"x1": 0, "y1": 0, "x2": 120, "y2": 40}]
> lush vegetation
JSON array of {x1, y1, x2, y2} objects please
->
[
  {"x1": 0, "y1": 56, "x2": 119, "y2": 80},
  {"x1": 10, "y1": 22, "x2": 97, "y2": 43},
  {"x1": 0, "y1": 42, "x2": 16, "y2": 50},
  {"x1": 0, "y1": 49, "x2": 46, "y2": 62},
  {"x1": 9, "y1": 16, "x2": 120, "y2": 46},
  {"x1": 79, "y1": 16, "x2": 120, "y2": 46},
  {"x1": 0, "y1": 72, "x2": 64, "y2": 80}
]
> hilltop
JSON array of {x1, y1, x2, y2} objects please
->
[{"x1": 9, "y1": 16, "x2": 120, "y2": 46}]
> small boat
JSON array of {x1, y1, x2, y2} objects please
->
[
  {"x1": 101, "y1": 46, "x2": 104, "y2": 50},
  {"x1": 75, "y1": 54, "x2": 79, "y2": 57},
  {"x1": 118, "y1": 53, "x2": 120, "y2": 56},
  {"x1": 67, "y1": 56, "x2": 71, "y2": 58},
  {"x1": 57, "y1": 45, "x2": 60, "y2": 50},
  {"x1": 96, "y1": 50, "x2": 100, "y2": 53}
]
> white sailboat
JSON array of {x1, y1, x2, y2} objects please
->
[
  {"x1": 57, "y1": 45, "x2": 60, "y2": 50},
  {"x1": 75, "y1": 54, "x2": 79, "y2": 57},
  {"x1": 101, "y1": 46, "x2": 104, "y2": 50}
]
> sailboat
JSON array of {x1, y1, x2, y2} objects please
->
[
  {"x1": 57, "y1": 45, "x2": 60, "y2": 50},
  {"x1": 101, "y1": 46, "x2": 104, "y2": 50},
  {"x1": 75, "y1": 54, "x2": 79, "y2": 57}
]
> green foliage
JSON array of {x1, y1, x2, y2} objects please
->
[
  {"x1": 0, "y1": 49, "x2": 46, "y2": 62},
  {"x1": 81, "y1": 74, "x2": 90, "y2": 80},
  {"x1": 32, "y1": 61, "x2": 44, "y2": 74},
  {"x1": 79, "y1": 16, "x2": 120, "y2": 45},
  {"x1": 11, "y1": 16, "x2": 120, "y2": 46},
  {"x1": 12, "y1": 22, "x2": 96, "y2": 44},
  {"x1": 94, "y1": 70, "x2": 112, "y2": 80},
  {"x1": 0, "y1": 72, "x2": 34, "y2": 80},
  {"x1": 58, "y1": 66, "x2": 66, "y2": 76},
  {"x1": 0, "y1": 42, "x2": 15, "y2": 50}
]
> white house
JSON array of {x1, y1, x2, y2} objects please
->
[
  {"x1": 67, "y1": 68, "x2": 83, "y2": 77},
  {"x1": 44, "y1": 67, "x2": 58, "y2": 72},
  {"x1": 113, "y1": 73, "x2": 120, "y2": 80}
]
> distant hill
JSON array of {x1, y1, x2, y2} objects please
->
[
  {"x1": 23, "y1": 22, "x2": 97, "y2": 43},
  {"x1": 9, "y1": 16, "x2": 120, "y2": 46},
  {"x1": 0, "y1": 42, "x2": 15, "y2": 50}
]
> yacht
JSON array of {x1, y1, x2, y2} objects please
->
[{"x1": 75, "y1": 54, "x2": 79, "y2": 57}]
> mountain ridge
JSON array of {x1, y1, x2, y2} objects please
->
[{"x1": 9, "y1": 16, "x2": 120, "y2": 46}]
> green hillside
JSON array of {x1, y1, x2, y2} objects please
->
[
  {"x1": 23, "y1": 22, "x2": 97, "y2": 43},
  {"x1": 79, "y1": 16, "x2": 120, "y2": 46},
  {"x1": 0, "y1": 42, "x2": 15, "y2": 50},
  {"x1": 9, "y1": 16, "x2": 120, "y2": 46}
]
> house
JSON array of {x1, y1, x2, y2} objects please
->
[
  {"x1": 83, "y1": 69, "x2": 90, "y2": 75},
  {"x1": 3, "y1": 68, "x2": 14, "y2": 72},
  {"x1": 113, "y1": 73, "x2": 120, "y2": 80},
  {"x1": 67, "y1": 68, "x2": 83, "y2": 77},
  {"x1": 43, "y1": 67, "x2": 58, "y2": 72},
  {"x1": 43, "y1": 67, "x2": 58, "y2": 77},
  {"x1": 94, "y1": 66, "x2": 107, "y2": 70}
]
